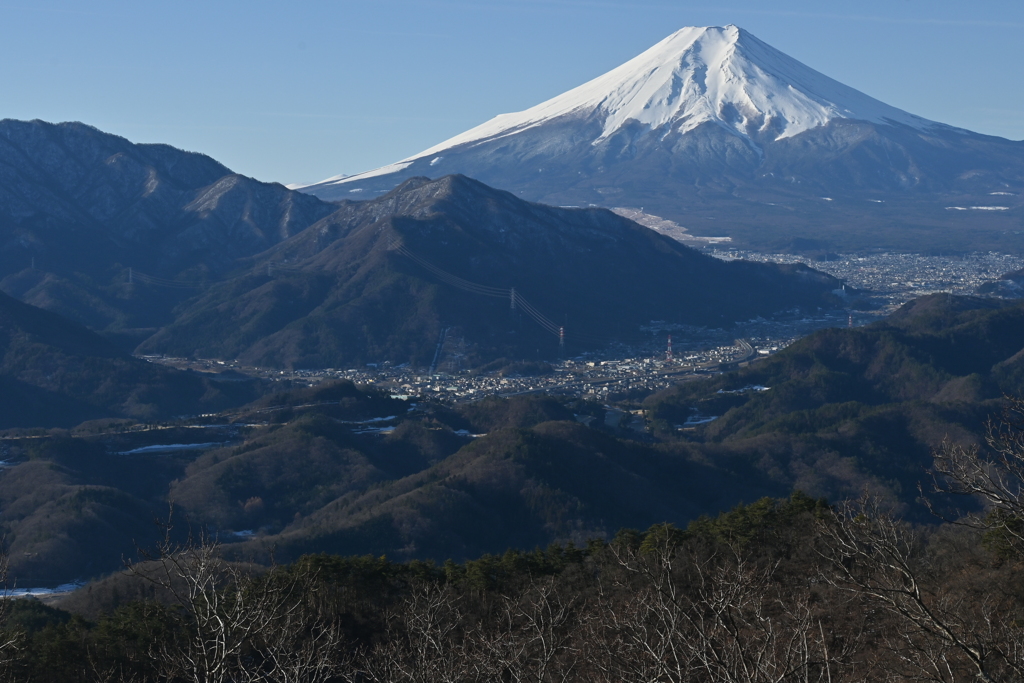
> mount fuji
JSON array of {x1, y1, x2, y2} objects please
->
[{"x1": 302, "y1": 26, "x2": 1024, "y2": 253}]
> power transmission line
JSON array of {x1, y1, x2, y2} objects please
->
[{"x1": 392, "y1": 243, "x2": 564, "y2": 339}]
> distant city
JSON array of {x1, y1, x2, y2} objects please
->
[{"x1": 715, "y1": 249, "x2": 1024, "y2": 310}]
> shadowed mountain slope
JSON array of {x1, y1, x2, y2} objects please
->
[
  {"x1": 0, "y1": 386, "x2": 772, "y2": 585},
  {"x1": 139, "y1": 175, "x2": 843, "y2": 368},
  {"x1": 0, "y1": 291, "x2": 261, "y2": 428},
  {"x1": 224, "y1": 418, "x2": 758, "y2": 565},
  {"x1": 0, "y1": 119, "x2": 337, "y2": 339},
  {"x1": 158, "y1": 392, "x2": 764, "y2": 567}
]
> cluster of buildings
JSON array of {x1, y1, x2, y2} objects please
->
[
  {"x1": 715, "y1": 250, "x2": 1024, "y2": 311},
  {"x1": 144, "y1": 251, "x2": 1024, "y2": 407},
  {"x1": 145, "y1": 335, "x2": 791, "y2": 405}
]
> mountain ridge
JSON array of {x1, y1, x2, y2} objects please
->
[
  {"x1": 0, "y1": 119, "x2": 338, "y2": 339},
  {"x1": 138, "y1": 174, "x2": 844, "y2": 368}
]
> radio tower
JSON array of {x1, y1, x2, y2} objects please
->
[
  {"x1": 558, "y1": 326, "x2": 565, "y2": 358},
  {"x1": 666, "y1": 334, "x2": 673, "y2": 362},
  {"x1": 848, "y1": 312, "x2": 853, "y2": 328}
]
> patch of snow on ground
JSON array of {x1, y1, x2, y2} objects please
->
[
  {"x1": 717, "y1": 385, "x2": 771, "y2": 394},
  {"x1": 118, "y1": 442, "x2": 223, "y2": 455},
  {"x1": 337, "y1": 416, "x2": 396, "y2": 425},
  {"x1": 7, "y1": 581, "x2": 84, "y2": 597},
  {"x1": 681, "y1": 415, "x2": 719, "y2": 426},
  {"x1": 611, "y1": 207, "x2": 731, "y2": 244},
  {"x1": 353, "y1": 426, "x2": 396, "y2": 434}
]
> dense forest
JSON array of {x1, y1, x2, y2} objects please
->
[{"x1": 0, "y1": 398, "x2": 1020, "y2": 681}]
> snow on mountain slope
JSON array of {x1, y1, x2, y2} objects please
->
[
  {"x1": 423, "y1": 26, "x2": 941, "y2": 148},
  {"x1": 312, "y1": 25, "x2": 950, "y2": 189}
]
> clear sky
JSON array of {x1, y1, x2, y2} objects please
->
[{"x1": 3, "y1": 0, "x2": 1023, "y2": 186}]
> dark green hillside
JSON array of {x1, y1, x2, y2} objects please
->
[
  {"x1": 176, "y1": 388, "x2": 445, "y2": 525},
  {"x1": 0, "y1": 383, "x2": 606, "y2": 584},
  {"x1": 170, "y1": 414, "x2": 404, "y2": 532},
  {"x1": 139, "y1": 175, "x2": 844, "y2": 368},
  {"x1": 0, "y1": 291, "x2": 261, "y2": 427},
  {"x1": 155, "y1": 388, "x2": 770, "y2": 568},
  {"x1": 0, "y1": 380, "x2": 413, "y2": 585},
  {"x1": 0, "y1": 435, "x2": 186, "y2": 584},
  {"x1": 455, "y1": 394, "x2": 574, "y2": 432},
  {"x1": 222, "y1": 417, "x2": 767, "y2": 565},
  {"x1": 645, "y1": 294, "x2": 1024, "y2": 508},
  {"x1": 0, "y1": 381, "x2": 776, "y2": 585}
]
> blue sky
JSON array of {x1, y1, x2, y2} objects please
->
[{"x1": 3, "y1": 0, "x2": 1023, "y2": 185}]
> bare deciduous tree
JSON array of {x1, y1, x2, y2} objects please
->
[
  {"x1": 0, "y1": 551, "x2": 22, "y2": 681},
  {"x1": 128, "y1": 525, "x2": 344, "y2": 683},
  {"x1": 592, "y1": 532, "x2": 847, "y2": 683},
  {"x1": 360, "y1": 581, "x2": 473, "y2": 683},
  {"x1": 128, "y1": 530, "x2": 278, "y2": 683},
  {"x1": 929, "y1": 396, "x2": 1024, "y2": 554},
  {"x1": 817, "y1": 496, "x2": 1024, "y2": 683},
  {"x1": 247, "y1": 593, "x2": 347, "y2": 683},
  {"x1": 474, "y1": 577, "x2": 582, "y2": 683}
]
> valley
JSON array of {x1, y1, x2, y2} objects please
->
[
  {"x1": 2, "y1": 115, "x2": 1023, "y2": 596},
  {"x1": 1, "y1": 289, "x2": 1021, "y2": 586},
  {"x1": 144, "y1": 313, "x2": 840, "y2": 404},
  {"x1": 138, "y1": 248, "x2": 1023, "y2": 406}
]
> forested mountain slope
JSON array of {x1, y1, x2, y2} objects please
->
[
  {"x1": 645, "y1": 294, "x2": 1024, "y2": 508},
  {"x1": 140, "y1": 174, "x2": 843, "y2": 368},
  {"x1": 0, "y1": 290, "x2": 260, "y2": 428}
]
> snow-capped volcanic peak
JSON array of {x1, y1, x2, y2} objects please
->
[
  {"x1": 305, "y1": 25, "x2": 954, "y2": 192},
  {"x1": 418, "y1": 25, "x2": 938, "y2": 155}
]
